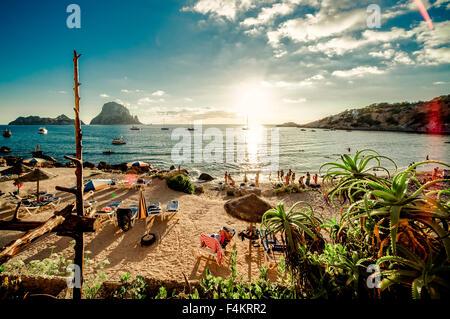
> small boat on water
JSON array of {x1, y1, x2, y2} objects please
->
[
  {"x1": 161, "y1": 127, "x2": 169, "y2": 130},
  {"x1": 103, "y1": 150, "x2": 115, "y2": 155},
  {"x1": 3, "y1": 129, "x2": 11, "y2": 137},
  {"x1": 38, "y1": 127, "x2": 48, "y2": 134},
  {"x1": 187, "y1": 127, "x2": 195, "y2": 131},
  {"x1": 242, "y1": 115, "x2": 249, "y2": 130},
  {"x1": 112, "y1": 137, "x2": 126, "y2": 145},
  {"x1": 130, "y1": 126, "x2": 140, "y2": 130}
]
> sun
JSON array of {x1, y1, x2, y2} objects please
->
[{"x1": 234, "y1": 83, "x2": 273, "y2": 126}]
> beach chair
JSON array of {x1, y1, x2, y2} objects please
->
[
  {"x1": 94, "y1": 200, "x2": 122, "y2": 225},
  {"x1": 259, "y1": 230, "x2": 286, "y2": 267},
  {"x1": 18, "y1": 200, "x2": 41, "y2": 217},
  {"x1": 166, "y1": 200, "x2": 179, "y2": 215},
  {"x1": 147, "y1": 202, "x2": 162, "y2": 215},
  {"x1": 116, "y1": 204, "x2": 139, "y2": 232},
  {"x1": 198, "y1": 226, "x2": 236, "y2": 265}
]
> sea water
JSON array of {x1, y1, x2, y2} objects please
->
[{"x1": 1, "y1": 124, "x2": 449, "y2": 178}]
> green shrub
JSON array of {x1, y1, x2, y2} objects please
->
[{"x1": 167, "y1": 174, "x2": 194, "y2": 194}]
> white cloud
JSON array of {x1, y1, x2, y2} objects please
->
[
  {"x1": 181, "y1": 0, "x2": 260, "y2": 21},
  {"x1": 99, "y1": 93, "x2": 110, "y2": 98},
  {"x1": 152, "y1": 90, "x2": 166, "y2": 96},
  {"x1": 58, "y1": 90, "x2": 67, "y2": 94},
  {"x1": 332, "y1": 66, "x2": 385, "y2": 78},
  {"x1": 137, "y1": 97, "x2": 156, "y2": 105},
  {"x1": 268, "y1": 8, "x2": 366, "y2": 48},
  {"x1": 241, "y1": 2, "x2": 293, "y2": 27},
  {"x1": 282, "y1": 97, "x2": 307, "y2": 103},
  {"x1": 433, "y1": 81, "x2": 449, "y2": 85}
]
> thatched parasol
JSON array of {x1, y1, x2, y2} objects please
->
[
  {"x1": 224, "y1": 193, "x2": 273, "y2": 252},
  {"x1": 15, "y1": 168, "x2": 56, "y2": 202}
]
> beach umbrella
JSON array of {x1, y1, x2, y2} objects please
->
[
  {"x1": 15, "y1": 168, "x2": 56, "y2": 202},
  {"x1": 23, "y1": 158, "x2": 46, "y2": 166},
  {"x1": 83, "y1": 180, "x2": 109, "y2": 192},
  {"x1": 137, "y1": 190, "x2": 148, "y2": 220},
  {"x1": 127, "y1": 161, "x2": 149, "y2": 167},
  {"x1": 224, "y1": 193, "x2": 273, "y2": 253}
]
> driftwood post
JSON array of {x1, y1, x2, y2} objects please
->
[{"x1": 71, "y1": 50, "x2": 85, "y2": 300}]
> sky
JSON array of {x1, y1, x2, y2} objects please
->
[{"x1": 0, "y1": 0, "x2": 449, "y2": 125}]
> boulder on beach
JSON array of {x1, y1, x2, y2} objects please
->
[
  {"x1": 83, "y1": 161, "x2": 96, "y2": 169},
  {"x1": 0, "y1": 146, "x2": 12, "y2": 153},
  {"x1": 198, "y1": 173, "x2": 214, "y2": 181},
  {"x1": 194, "y1": 185, "x2": 204, "y2": 195},
  {"x1": 98, "y1": 161, "x2": 112, "y2": 170},
  {"x1": 224, "y1": 193, "x2": 273, "y2": 223}
]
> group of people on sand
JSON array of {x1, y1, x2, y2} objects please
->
[
  {"x1": 275, "y1": 169, "x2": 321, "y2": 188},
  {"x1": 224, "y1": 171, "x2": 260, "y2": 187}
]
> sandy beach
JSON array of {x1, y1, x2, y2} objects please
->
[
  {"x1": 0, "y1": 168, "x2": 333, "y2": 281},
  {"x1": 0, "y1": 167, "x2": 337, "y2": 283}
]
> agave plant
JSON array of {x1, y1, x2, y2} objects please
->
[
  {"x1": 261, "y1": 201, "x2": 325, "y2": 278},
  {"x1": 341, "y1": 161, "x2": 450, "y2": 258},
  {"x1": 377, "y1": 245, "x2": 450, "y2": 299},
  {"x1": 320, "y1": 149, "x2": 397, "y2": 205}
]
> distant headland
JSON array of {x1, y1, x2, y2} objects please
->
[
  {"x1": 278, "y1": 95, "x2": 450, "y2": 134},
  {"x1": 8, "y1": 114, "x2": 86, "y2": 125}
]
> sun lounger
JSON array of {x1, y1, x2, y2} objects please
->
[
  {"x1": 166, "y1": 200, "x2": 179, "y2": 213},
  {"x1": 259, "y1": 230, "x2": 286, "y2": 267},
  {"x1": 94, "y1": 200, "x2": 122, "y2": 224},
  {"x1": 198, "y1": 226, "x2": 236, "y2": 265},
  {"x1": 148, "y1": 202, "x2": 162, "y2": 215}
]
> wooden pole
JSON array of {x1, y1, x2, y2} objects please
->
[{"x1": 72, "y1": 50, "x2": 85, "y2": 300}]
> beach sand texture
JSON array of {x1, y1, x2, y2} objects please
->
[{"x1": 0, "y1": 168, "x2": 335, "y2": 283}]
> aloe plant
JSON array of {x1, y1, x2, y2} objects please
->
[
  {"x1": 320, "y1": 149, "x2": 397, "y2": 205},
  {"x1": 341, "y1": 161, "x2": 449, "y2": 257},
  {"x1": 377, "y1": 245, "x2": 450, "y2": 299},
  {"x1": 261, "y1": 201, "x2": 323, "y2": 254}
]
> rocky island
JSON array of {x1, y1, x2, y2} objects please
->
[
  {"x1": 300, "y1": 95, "x2": 450, "y2": 134},
  {"x1": 8, "y1": 114, "x2": 85, "y2": 125},
  {"x1": 90, "y1": 102, "x2": 142, "y2": 125}
]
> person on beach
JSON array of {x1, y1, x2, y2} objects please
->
[
  {"x1": 255, "y1": 171, "x2": 260, "y2": 187},
  {"x1": 225, "y1": 171, "x2": 228, "y2": 185},
  {"x1": 277, "y1": 170, "x2": 280, "y2": 181},
  {"x1": 280, "y1": 170, "x2": 284, "y2": 181},
  {"x1": 285, "y1": 174, "x2": 290, "y2": 186},
  {"x1": 426, "y1": 155, "x2": 429, "y2": 161},
  {"x1": 312, "y1": 174, "x2": 321, "y2": 188},
  {"x1": 243, "y1": 173, "x2": 248, "y2": 183},
  {"x1": 298, "y1": 176, "x2": 305, "y2": 188},
  {"x1": 291, "y1": 172, "x2": 295, "y2": 184},
  {"x1": 229, "y1": 175, "x2": 235, "y2": 186},
  {"x1": 305, "y1": 172, "x2": 311, "y2": 187}
]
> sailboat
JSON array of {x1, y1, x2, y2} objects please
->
[
  {"x1": 242, "y1": 115, "x2": 249, "y2": 130},
  {"x1": 161, "y1": 118, "x2": 169, "y2": 130},
  {"x1": 3, "y1": 129, "x2": 12, "y2": 137}
]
